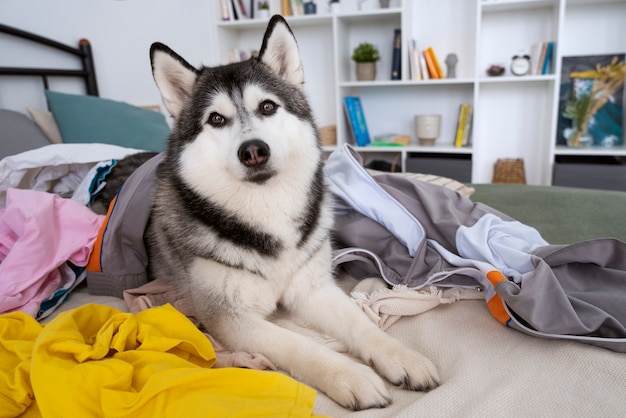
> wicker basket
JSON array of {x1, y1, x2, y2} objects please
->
[{"x1": 492, "y1": 158, "x2": 526, "y2": 184}]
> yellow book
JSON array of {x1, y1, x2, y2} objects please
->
[
  {"x1": 281, "y1": 0, "x2": 292, "y2": 15},
  {"x1": 423, "y1": 49, "x2": 439, "y2": 79},
  {"x1": 454, "y1": 104, "x2": 469, "y2": 147},
  {"x1": 462, "y1": 105, "x2": 473, "y2": 146},
  {"x1": 427, "y1": 47, "x2": 445, "y2": 79}
]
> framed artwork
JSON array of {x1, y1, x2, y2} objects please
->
[{"x1": 556, "y1": 54, "x2": 625, "y2": 147}]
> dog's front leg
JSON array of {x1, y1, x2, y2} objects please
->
[
  {"x1": 284, "y1": 248, "x2": 440, "y2": 394},
  {"x1": 186, "y1": 258, "x2": 392, "y2": 410},
  {"x1": 211, "y1": 312, "x2": 393, "y2": 410}
]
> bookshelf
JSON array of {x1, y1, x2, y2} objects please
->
[{"x1": 211, "y1": 0, "x2": 626, "y2": 188}]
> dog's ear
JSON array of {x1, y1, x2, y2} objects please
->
[
  {"x1": 258, "y1": 15, "x2": 304, "y2": 87},
  {"x1": 150, "y1": 43, "x2": 199, "y2": 119}
]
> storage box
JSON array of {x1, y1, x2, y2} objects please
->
[
  {"x1": 553, "y1": 156, "x2": 626, "y2": 191},
  {"x1": 405, "y1": 154, "x2": 472, "y2": 183}
]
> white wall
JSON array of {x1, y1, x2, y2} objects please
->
[{"x1": 0, "y1": 0, "x2": 217, "y2": 113}]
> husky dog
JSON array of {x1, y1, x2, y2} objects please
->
[{"x1": 147, "y1": 15, "x2": 439, "y2": 410}]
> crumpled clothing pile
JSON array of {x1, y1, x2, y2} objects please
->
[{"x1": 0, "y1": 303, "x2": 319, "y2": 418}]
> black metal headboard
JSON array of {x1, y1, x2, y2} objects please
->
[{"x1": 0, "y1": 23, "x2": 99, "y2": 96}]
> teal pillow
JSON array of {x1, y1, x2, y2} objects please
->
[{"x1": 45, "y1": 90, "x2": 169, "y2": 152}]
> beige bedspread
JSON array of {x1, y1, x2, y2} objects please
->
[
  {"x1": 54, "y1": 275, "x2": 626, "y2": 418},
  {"x1": 314, "y1": 289, "x2": 626, "y2": 417}
]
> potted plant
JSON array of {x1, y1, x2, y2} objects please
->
[
  {"x1": 351, "y1": 42, "x2": 380, "y2": 81},
  {"x1": 329, "y1": 0, "x2": 340, "y2": 14},
  {"x1": 258, "y1": 1, "x2": 270, "y2": 19}
]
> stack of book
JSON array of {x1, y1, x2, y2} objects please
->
[
  {"x1": 279, "y1": 0, "x2": 308, "y2": 16},
  {"x1": 221, "y1": 0, "x2": 250, "y2": 20},
  {"x1": 221, "y1": 0, "x2": 280, "y2": 20},
  {"x1": 408, "y1": 39, "x2": 445, "y2": 80},
  {"x1": 529, "y1": 41, "x2": 556, "y2": 75}
]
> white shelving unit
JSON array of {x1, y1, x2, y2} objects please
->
[{"x1": 211, "y1": 0, "x2": 626, "y2": 187}]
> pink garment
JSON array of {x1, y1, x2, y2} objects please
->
[{"x1": 0, "y1": 188, "x2": 104, "y2": 316}]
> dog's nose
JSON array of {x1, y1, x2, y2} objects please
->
[{"x1": 238, "y1": 140, "x2": 270, "y2": 167}]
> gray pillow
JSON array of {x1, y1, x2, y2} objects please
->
[{"x1": 0, "y1": 109, "x2": 51, "y2": 159}]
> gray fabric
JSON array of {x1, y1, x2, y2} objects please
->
[
  {"x1": 504, "y1": 238, "x2": 626, "y2": 349},
  {"x1": 0, "y1": 109, "x2": 52, "y2": 159},
  {"x1": 332, "y1": 173, "x2": 512, "y2": 289},
  {"x1": 85, "y1": 153, "x2": 163, "y2": 297},
  {"x1": 330, "y1": 162, "x2": 626, "y2": 352}
]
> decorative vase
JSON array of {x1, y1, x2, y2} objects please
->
[
  {"x1": 329, "y1": 2, "x2": 340, "y2": 14},
  {"x1": 565, "y1": 125, "x2": 592, "y2": 148},
  {"x1": 356, "y1": 62, "x2": 376, "y2": 81},
  {"x1": 379, "y1": 0, "x2": 390, "y2": 8},
  {"x1": 415, "y1": 114, "x2": 441, "y2": 146}
]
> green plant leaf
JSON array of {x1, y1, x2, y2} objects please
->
[{"x1": 351, "y1": 42, "x2": 380, "y2": 62}]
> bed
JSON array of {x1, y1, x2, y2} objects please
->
[{"x1": 1, "y1": 24, "x2": 625, "y2": 418}]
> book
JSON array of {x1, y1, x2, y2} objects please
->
[
  {"x1": 556, "y1": 53, "x2": 624, "y2": 147},
  {"x1": 343, "y1": 96, "x2": 371, "y2": 147},
  {"x1": 220, "y1": 0, "x2": 232, "y2": 20},
  {"x1": 235, "y1": 0, "x2": 249, "y2": 18},
  {"x1": 419, "y1": 54, "x2": 430, "y2": 80},
  {"x1": 454, "y1": 104, "x2": 470, "y2": 147},
  {"x1": 462, "y1": 104, "x2": 473, "y2": 146},
  {"x1": 391, "y1": 29, "x2": 402, "y2": 80},
  {"x1": 290, "y1": 0, "x2": 304, "y2": 16},
  {"x1": 408, "y1": 39, "x2": 422, "y2": 80},
  {"x1": 407, "y1": 39, "x2": 416, "y2": 80},
  {"x1": 541, "y1": 42, "x2": 555, "y2": 75},
  {"x1": 427, "y1": 47, "x2": 445, "y2": 79},
  {"x1": 536, "y1": 42, "x2": 548, "y2": 75},
  {"x1": 422, "y1": 48, "x2": 439, "y2": 79},
  {"x1": 281, "y1": 0, "x2": 292, "y2": 16},
  {"x1": 373, "y1": 133, "x2": 410, "y2": 145},
  {"x1": 229, "y1": 0, "x2": 239, "y2": 19},
  {"x1": 529, "y1": 42, "x2": 543, "y2": 75}
]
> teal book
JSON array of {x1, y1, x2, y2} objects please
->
[{"x1": 343, "y1": 96, "x2": 371, "y2": 147}]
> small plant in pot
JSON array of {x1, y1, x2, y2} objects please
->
[
  {"x1": 351, "y1": 42, "x2": 380, "y2": 81},
  {"x1": 258, "y1": 1, "x2": 270, "y2": 19}
]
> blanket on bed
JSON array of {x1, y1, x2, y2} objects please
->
[{"x1": 327, "y1": 144, "x2": 626, "y2": 352}]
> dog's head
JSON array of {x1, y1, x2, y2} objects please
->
[{"x1": 150, "y1": 15, "x2": 320, "y2": 189}]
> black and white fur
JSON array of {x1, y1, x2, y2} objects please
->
[{"x1": 147, "y1": 15, "x2": 439, "y2": 410}]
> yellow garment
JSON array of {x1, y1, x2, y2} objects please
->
[
  {"x1": 0, "y1": 303, "x2": 319, "y2": 418},
  {"x1": 0, "y1": 312, "x2": 40, "y2": 417}
]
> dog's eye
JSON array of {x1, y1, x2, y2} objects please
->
[
  {"x1": 208, "y1": 112, "x2": 227, "y2": 127},
  {"x1": 259, "y1": 100, "x2": 277, "y2": 116}
]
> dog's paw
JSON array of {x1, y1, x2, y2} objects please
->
[
  {"x1": 319, "y1": 362, "x2": 392, "y2": 410},
  {"x1": 368, "y1": 341, "x2": 440, "y2": 392}
]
